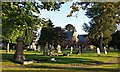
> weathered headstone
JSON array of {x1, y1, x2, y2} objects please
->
[
  {"x1": 57, "y1": 44, "x2": 61, "y2": 53},
  {"x1": 97, "y1": 47, "x2": 100, "y2": 56},
  {"x1": 14, "y1": 36, "x2": 24, "y2": 62},
  {"x1": 6, "y1": 42, "x2": 10, "y2": 53},
  {"x1": 49, "y1": 45, "x2": 54, "y2": 56},
  {"x1": 43, "y1": 43, "x2": 48, "y2": 56},
  {"x1": 104, "y1": 47, "x2": 107, "y2": 54},
  {"x1": 37, "y1": 45, "x2": 41, "y2": 51},
  {"x1": 76, "y1": 46, "x2": 81, "y2": 54},
  {"x1": 70, "y1": 47, "x2": 73, "y2": 54},
  {"x1": 31, "y1": 41, "x2": 36, "y2": 51}
]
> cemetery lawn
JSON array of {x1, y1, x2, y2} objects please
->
[{"x1": 1, "y1": 50, "x2": 120, "y2": 72}]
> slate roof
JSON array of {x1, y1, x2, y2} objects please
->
[
  {"x1": 62, "y1": 28, "x2": 77, "y2": 41},
  {"x1": 65, "y1": 31, "x2": 74, "y2": 41},
  {"x1": 77, "y1": 34, "x2": 88, "y2": 43}
]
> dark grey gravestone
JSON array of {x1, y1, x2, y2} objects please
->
[
  {"x1": 14, "y1": 36, "x2": 24, "y2": 62},
  {"x1": 14, "y1": 37, "x2": 35, "y2": 65}
]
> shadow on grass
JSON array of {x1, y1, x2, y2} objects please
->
[
  {"x1": 2, "y1": 69, "x2": 119, "y2": 72},
  {"x1": 2, "y1": 53, "x2": 119, "y2": 65},
  {"x1": 2, "y1": 53, "x2": 119, "y2": 71},
  {"x1": 2, "y1": 54, "x2": 14, "y2": 61},
  {"x1": 25, "y1": 65, "x2": 119, "y2": 71},
  {"x1": 2, "y1": 53, "x2": 103, "y2": 65},
  {"x1": 49, "y1": 57, "x2": 103, "y2": 65}
]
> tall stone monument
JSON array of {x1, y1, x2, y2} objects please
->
[{"x1": 14, "y1": 36, "x2": 24, "y2": 62}]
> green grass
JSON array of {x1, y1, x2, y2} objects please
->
[{"x1": 1, "y1": 49, "x2": 120, "y2": 71}]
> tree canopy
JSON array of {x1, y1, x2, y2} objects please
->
[
  {"x1": 38, "y1": 19, "x2": 65, "y2": 46},
  {"x1": 2, "y1": 2, "x2": 40, "y2": 44},
  {"x1": 2, "y1": 1, "x2": 120, "y2": 47},
  {"x1": 2, "y1": 2, "x2": 64, "y2": 45},
  {"x1": 68, "y1": 2, "x2": 120, "y2": 45},
  {"x1": 65, "y1": 24, "x2": 75, "y2": 31},
  {"x1": 109, "y1": 30, "x2": 120, "y2": 50}
]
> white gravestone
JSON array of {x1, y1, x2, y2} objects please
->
[
  {"x1": 104, "y1": 47, "x2": 107, "y2": 54},
  {"x1": 57, "y1": 45, "x2": 61, "y2": 53},
  {"x1": 97, "y1": 47, "x2": 100, "y2": 56},
  {"x1": 31, "y1": 42, "x2": 36, "y2": 51},
  {"x1": 70, "y1": 47, "x2": 73, "y2": 54}
]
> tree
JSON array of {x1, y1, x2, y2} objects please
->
[
  {"x1": 67, "y1": 2, "x2": 120, "y2": 55},
  {"x1": 53, "y1": 27, "x2": 65, "y2": 53},
  {"x1": 39, "y1": 19, "x2": 66, "y2": 55},
  {"x1": 2, "y1": 2, "x2": 41, "y2": 53},
  {"x1": 65, "y1": 24, "x2": 75, "y2": 31},
  {"x1": 38, "y1": 19, "x2": 54, "y2": 56},
  {"x1": 109, "y1": 30, "x2": 120, "y2": 50},
  {"x1": 83, "y1": 2, "x2": 119, "y2": 51},
  {"x1": 69, "y1": 2, "x2": 119, "y2": 49},
  {"x1": 2, "y1": 2, "x2": 64, "y2": 53}
]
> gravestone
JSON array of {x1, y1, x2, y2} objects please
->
[
  {"x1": 97, "y1": 47, "x2": 100, "y2": 56},
  {"x1": 43, "y1": 43, "x2": 48, "y2": 56},
  {"x1": 37, "y1": 45, "x2": 41, "y2": 51},
  {"x1": 57, "y1": 44, "x2": 61, "y2": 53},
  {"x1": 31, "y1": 40, "x2": 36, "y2": 51},
  {"x1": 14, "y1": 37, "x2": 35, "y2": 65},
  {"x1": 104, "y1": 47, "x2": 107, "y2": 54},
  {"x1": 49, "y1": 45, "x2": 54, "y2": 56},
  {"x1": 70, "y1": 47, "x2": 73, "y2": 54},
  {"x1": 14, "y1": 36, "x2": 24, "y2": 62}
]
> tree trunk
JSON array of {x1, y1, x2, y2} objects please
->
[
  {"x1": 77, "y1": 45, "x2": 81, "y2": 54},
  {"x1": 81, "y1": 45, "x2": 83, "y2": 53},
  {"x1": 99, "y1": 40, "x2": 103, "y2": 52},
  {"x1": 100, "y1": 34, "x2": 104, "y2": 52},
  {"x1": 6, "y1": 42, "x2": 9, "y2": 53},
  {"x1": 108, "y1": 45, "x2": 110, "y2": 51},
  {"x1": 85, "y1": 43, "x2": 89, "y2": 51},
  {"x1": 83, "y1": 45, "x2": 87, "y2": 52}
]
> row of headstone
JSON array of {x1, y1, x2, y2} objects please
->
[
  {"x1": 27, "y1": 41, "x2": 40, "y2": 51},
  {"x1": 44, "y1": 44, "x2": 62, "y2": 56},
  {"x1": 45, "y1": 43, "x2": 86, "y2": 56},
  {"x1": 97, "y1": 47, "x2": 108, "y2": 56}
]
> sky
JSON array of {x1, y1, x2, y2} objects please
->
[
  {"x1": 35, "y1": 2, "x2": 120, "y2": 41},
  {"x1": 39, "y1": 2, "x2": 91, "y2": 35}
]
